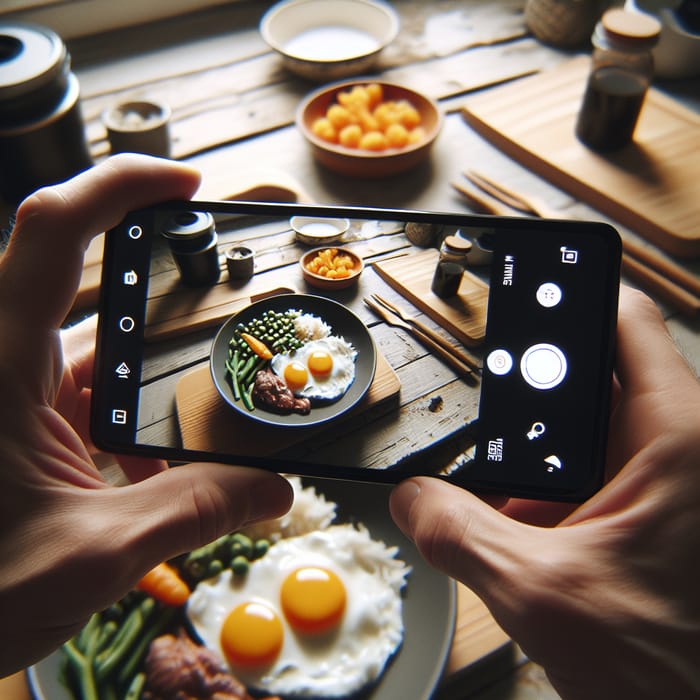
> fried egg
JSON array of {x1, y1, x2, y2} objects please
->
[
  {"x1": 270, "y1": 336, "x2": 356, "y2": 403},
  {"x1": 186, "y1": 524, "x2": 410, "y2": 698}
]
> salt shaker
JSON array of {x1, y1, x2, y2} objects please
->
[
  {"x1": 575, "y1": 8, "x2": 661, "y2": 152},
  {"x1": 430, "y1": 235, "x2": 472, "y2": 299}
]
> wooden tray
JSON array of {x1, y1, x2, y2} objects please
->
[
  {"x1": 461, "y1": 56, "x2": 700, "y2": 259},
  {"x1": 175, "y1": 352, "x2": 400, "y2": 456},
  {"x1": 372, "y1": 249, "x2": 489, "y2": 347}
]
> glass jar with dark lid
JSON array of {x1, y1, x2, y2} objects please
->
[
  {"x1": 575, "y1": 8, "x2": 662, "y2": 152},
  {"x1": 431, "y1": 234, "x2": 472, "y2": 299},
  {"x1": 0, "y1": 23, "x2": 93, "y2": 204}
]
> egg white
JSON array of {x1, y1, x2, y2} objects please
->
[
  {"x1": 186, "y1": 524, "x2": 410, "y2": 698},
  {"x1": 270, "y1": 336, "x2": 357, "y2": 403}
]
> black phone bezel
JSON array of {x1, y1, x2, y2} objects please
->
[{"x1": 91, "y1": 200, "x2": 621, "y2": 502}]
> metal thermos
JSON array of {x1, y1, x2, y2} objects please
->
[
  {"x1": 0, "y1": 23, "x2": 93, "y2": 204},
  {"x1": 161, "y1": 211, "x2": 221, "y2": 287}
]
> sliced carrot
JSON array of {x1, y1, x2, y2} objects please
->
[
  {"x1": 240, "y1": 332, "x2": 273, "y2": 360},
  {"x1": 137, "y1": 562, "x2": 190, "y2": 607}
]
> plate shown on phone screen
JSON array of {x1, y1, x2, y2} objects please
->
[{"x1": 210, "y1": 294, "x2": 377, "y2": 427}]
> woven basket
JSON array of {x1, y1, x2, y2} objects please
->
[{"x1": 525, "y1": 0, "x2": 609, "y2": 47}]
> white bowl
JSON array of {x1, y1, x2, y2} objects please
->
[
  {"x1": 290, "y1": 215, "x2": 350, "y2": 245},
  {"x1": 260, "y1": 0, "x2": 400, "y2": 81}
]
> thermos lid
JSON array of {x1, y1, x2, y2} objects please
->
[
  {"x1": 0, "y1": 23, "x2": 67, "y2": 101},
  {"x1": 162, "y1": 211, "x2": 215, "y2": 239}
]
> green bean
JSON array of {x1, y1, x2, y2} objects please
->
[
  {"x1": 243, "y1": 357, "x2": 265, "y2": 386},
  {"x1": 63, "y1": 639, "x2": 100, "y2": 700},
  {"x1": 124, "y1": 671, "x2": 146, "y2": 700},
  {"x1": 77, "y1": 611, "x2": 100, "y2": 650},
  {"x1": 116, "y1": 607, "x2": 176, "y2": 687},
  {"x1": 237, "y1": 354, "x2": 257, "y2": 385},
  {"x1": 228, "y1": 349, "x2": 241, "y2": 401},
  {"x1": 241, "y1": 382, "x2": 255, "y2": 412},
  {"x1": 96, "y1": 620, "x2": 118, "y2": 655},
  {"x1": 95, "y1": 598, "x2": 155, "y2": 681}
]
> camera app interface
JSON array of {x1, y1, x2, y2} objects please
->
[{"x1": 94, "y1": 204, "x2": 618, "y2": 498}]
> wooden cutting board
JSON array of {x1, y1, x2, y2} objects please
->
[
  {"x1": 461, "y1": 56, "x2": 700, "y2": 259},
  {"x1": 372, "y1": 249, "x2": 489, "y2": 347},
  {"x1": 175, "y1": 351, "x2": 400, "y2": 455}
]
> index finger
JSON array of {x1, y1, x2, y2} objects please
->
[{"x1": 2, "y1": 154, "x2": 201, "y2": 330}]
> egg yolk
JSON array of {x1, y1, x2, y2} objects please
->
[
  {"x1": 283, "y1": 360, "x2": 309, "y2": 391},
  {"x1": 280, "y1": 566, "x2": 346, "y2": 634},
  {"x1": 220, "y1": 601, "x2": 284, "y2": 668},
  {"x1": 307, "y1": 350, "x2": 333, "y2": 377}
]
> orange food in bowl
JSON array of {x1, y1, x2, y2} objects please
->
[
  {"x1": 304, "y1": 248, "x2": 358, "y2": 280},
  {"x1": 310, "y1": 83, "x2": 425, "y2": 152}
]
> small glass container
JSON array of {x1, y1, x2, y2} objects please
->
[
  {"x1": 430, "y1": 235, "x2": 472, "y2": 298},
  {"x1": 575, "y1": 8, "x2": 661, "y2": 152}
]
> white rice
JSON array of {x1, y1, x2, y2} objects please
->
[
  {"x1": 293, "y1": 312, "x2": 332, "y2": 342},
  {"x1": 242, "y1": 476, "x2": 337, "y2": 542}
]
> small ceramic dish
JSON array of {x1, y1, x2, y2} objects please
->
[
  {"x1": 102, "y1": 100, "x2": 171, "y2": 157},
  {"x1": 297, "y1": 80, "x2": 442, "y2": 177},
  {"x1": 300, "y1": 246, "x2": 364, "y2": 290},
  {"x1": 260, "y1": 0, "x2": 399, "y2": 81},
  {"x1": 291, "y1": 215, "x2": 350, "y2": 245}
]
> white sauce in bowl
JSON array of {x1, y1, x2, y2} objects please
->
[{"x1": 284, "y1": 26, "x2": 380, "y2": 60}]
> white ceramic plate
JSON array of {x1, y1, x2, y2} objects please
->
[{"x1": 28, "y1": 478, "x2": 456, "y2": 700}]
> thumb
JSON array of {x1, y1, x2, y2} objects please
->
[
  {"x1": 92, "y1": 464, "x2": 293, "y2": 586},
  {"x1": 390, "y1": 477, "x2": 544, "y2": 608}
]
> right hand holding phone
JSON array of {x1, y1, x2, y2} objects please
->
[{"x1": 390, "y1": 286, "x2": 700, "y2": 700}]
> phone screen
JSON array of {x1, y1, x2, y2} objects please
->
[{"x1": 92, "y1": 201, "x2": 620, "y2": 501}]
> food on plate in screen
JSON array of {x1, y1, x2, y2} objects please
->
[
  {"x1": 58, "y1": 478, "x2": 410, "y2": 700},
  {"x1": 224, "y1": 309, "x2": 357, "y2": 415}
]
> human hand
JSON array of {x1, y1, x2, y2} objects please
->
[
  {"x1": 0, "y1": 155, "x2": 293, "y2": 676},
  {"x1": 390, "y1": 287, "x2": 700, "y2": 699}
]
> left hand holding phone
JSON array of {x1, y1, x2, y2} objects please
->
[{"x1": 0, "y1": 154, "x2": 294, "y2": 677}]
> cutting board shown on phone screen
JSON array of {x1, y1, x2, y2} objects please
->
[
  {"x1": 461, "y1": 56, "x2": 700, "y2": 259},
  {"x1": 372, "y1": 249, "x2": 489, "y2": 347}
]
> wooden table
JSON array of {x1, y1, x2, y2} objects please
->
[{"x1": 2, "y1": 1, "x2": 698, "y2": 698}]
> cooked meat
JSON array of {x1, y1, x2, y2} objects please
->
[
  {"x1": 252, "y1": 368, "x2": 311, "y2": 415},
  {"x1": 143, "y1": 630, "x2": 254, "y2": 700}
]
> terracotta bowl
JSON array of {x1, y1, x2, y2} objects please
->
[
  {"x1": 300, "y1": 246, "x2": 364, "y2": 290},
  {"x1": 296, "y1": 80, "x2": 442, "y2": 177}
]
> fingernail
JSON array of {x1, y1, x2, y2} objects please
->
[{"x1": 390, "y1": 479, "x2": 421, "y2": 538}]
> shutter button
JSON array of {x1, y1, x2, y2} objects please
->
[{"x1": 520, "y1": 343, "x2": 567, "y2": 390}]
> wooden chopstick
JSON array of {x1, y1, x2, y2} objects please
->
[
  {"x1": 464, "y1": 170, "x2": 700, "y2": 302},
  {"x1": 452, "y1": 179, "x2": 700, "y2": 316}
]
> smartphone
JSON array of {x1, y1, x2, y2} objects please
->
[{"x1": 91, "y1": 201, "x2": 621, "y2": 501}]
